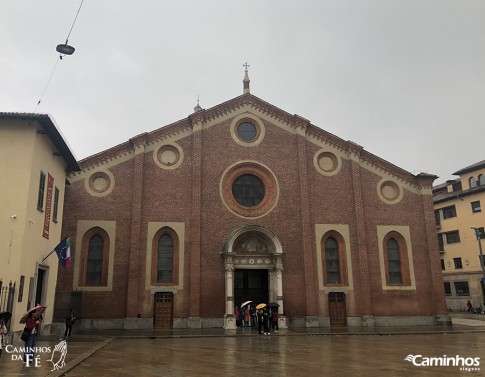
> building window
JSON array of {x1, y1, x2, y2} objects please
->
[
  {"x1": 37, "y1": 171, "x2": 46, "y2": 210},
  {"x1": 471, "y1": 201, "x2": 481, "y2": 213},
  {"x1": 382, "y1": 232, "x2": 411, "y2": 286},
  {"x1": 52, "y1": 187, "x2": 60, "y2": 222},
  {"x1": 479, "y1": 174, "x2": 485, "y2": 186},
  {"x1": 434, "y1": 210, "x2": 441, "y2": 227},
  {"x1": 232, "y1": 174, "x2": 265, "y2": 207},
  {"x1": 476, "y1": 227, "x2": 485, "y2": 239},
  {"x1": 454, "y1": 281, "x2": 470, "y2": 296},
  {"x1": 386, "y1": 238, "x2": 402, "y2": 284},
  {"x1": 437, "y1": 234, "x2": 444, "y2": 252},
  {"x1": 444, "y1": 282, "x2": 451, "y2": 296},
  {"x1": 445, "y1": 230, "x2": 460, "y2": 244},
  {"x1": 86, "y1": 235, "x2": 104, "y2": 285},
  {"x1": 453, "y1": 257, "x2": 463, "y2": 269},
  {"x1": 151, "y1": 227, "x2": 179, "y2": 286},
  {"x1": 469, "y1": 177, "x2": 477, "y2": 189},
  {"x1": 452, "y1": 181, "x2": 462, "y2": 192},
  {"x1": 441, "y1": 205, "x2": 457, "y2": 219},
  {"x1": 478, "y1": 255, "x2": 485, "y2": 269},
  {"x1": 80, "y1": 228, "x2": 109, "y2": 287},
  {"x1": 157, "y1": 234, "x2": 173, "y2": 283},
  {"x1": 321, "y1": 231, "x2": 348, "y2": 286},
  {"x1": 237, "y1": 122, "x2": 257, "y2": 142},
  {"x1": 325, "y1": 237, "x2": 340, "y2": 284},
  {"x1": 440, "y1": 259, "x2": 445, "y2": 271}
]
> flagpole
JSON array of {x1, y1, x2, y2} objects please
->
[
  {"x1": 42, "y1": 235, "x2": 70, "y2": 263},
  {"x1": 42, "y1": 247, "x2": 57, "y2": 263}
]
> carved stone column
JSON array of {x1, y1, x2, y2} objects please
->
[
  {"x1": 275, "y1": 263, "x2": 287, "y2": 328},
  {"x1": 223, "y1": 264, "x2": 236, "y2": 329}
]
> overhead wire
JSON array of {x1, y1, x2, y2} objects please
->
[{"x1": 34, "y1": 0, "x2": 84, "y2": 112}]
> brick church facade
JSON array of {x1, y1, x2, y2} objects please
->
[{"x1": 54, "y1": 71, "x2": 449, "y2": 329}]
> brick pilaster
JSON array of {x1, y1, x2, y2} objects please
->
[
  {"x1": 348, "y1": 143, "x2": 373, "y2": 315},
  {"x1": 189, "y1": 117, "x2": 203, "y2": 318},
  {"x1": 295, "y1": 116, "x2": 317, "y2": 316},
  {"x1": 126, "y1": 134, "x2": 147, "y2": 317},
  {"x1": 416, "y1": 174, "x2": 448, "y2": 315}
]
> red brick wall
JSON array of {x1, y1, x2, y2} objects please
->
[{"x1": 55, "y1": 97, "x2": 447, "y2": 323}]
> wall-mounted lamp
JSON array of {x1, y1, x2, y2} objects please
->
[{"x1": 10, "y1": 214, "x2": 17, "y2": 220}]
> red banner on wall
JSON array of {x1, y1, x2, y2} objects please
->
[{"x1": 43, "y1": 174, "x2": 54, "y2": 239}]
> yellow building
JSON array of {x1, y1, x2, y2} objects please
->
[
  {"x1": 433, "y1": 160, "x2": 485, "y2": 310},
  {"x1": 0, "y1": 113, "x2": 79, "y2": 334}
]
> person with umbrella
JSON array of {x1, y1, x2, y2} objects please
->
[{"x1": 23, "y1": 310, "x2": 39, "y2": 362}]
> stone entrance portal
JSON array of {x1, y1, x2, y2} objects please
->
[{"x1": 221, "y1": 225, "x2": 286, "y2": 329}]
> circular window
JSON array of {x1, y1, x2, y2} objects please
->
[
  {"x1": 237, "y1": 122, "x2": 257, "y2": 142},
  {"x1": 232, "y1": 174, "x2": 265, "y2": 207},
  {"x1": 377, "y1": 179, "x2": 403, "y2": 204},
  {"x1": 313, "y1": 150, "x2": 341, "y2": 176},
  {"x1": 85, "y1": 170, "x2": 115, "y2": 197},
  {"x1": 220, "y1": 161, "x2": 279, "y2": 218},
  {"x1": 153, "y1": 142, "x2": 184, "y2": 170},
  {"x1": 230, "y1": 115, "x2": 265, "y2": 146}
]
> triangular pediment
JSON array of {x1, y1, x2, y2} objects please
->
[{"x1": 69, "y1": 93, "x2": 430, "y2": 193}]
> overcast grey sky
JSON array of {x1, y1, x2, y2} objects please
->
[{"x1": 1, "y1": 1, "x2": 484, "y2": 184}]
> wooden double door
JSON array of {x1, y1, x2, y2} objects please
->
[
  {"x1": 234, "y1": 269, "x2": 268, "y2": 308},
  {"x1": 328, "y1": 292, "x2": 347, "y2": 326},
  {"x1": 154, "y1": 292, "x2": 173, "y2": 329}
]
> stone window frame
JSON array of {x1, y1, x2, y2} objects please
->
[
  {"x1": 220, "y1": 161, "x2": 279, "y2": 219},
  {"x1": 151, "y1": 226, "x2": 180, "y2": 286},
  {"x1": 321, "y1": 230, "x2": 348, "y2": 287},
  {"x1": 377, "y1": 225, "x2": 416, "y2": 290},
  {"x1": 382, "y1": 231, "x2": 411, "y2": 287},
  {"x1": 79, "y1": 227, "x2": 110, "y2": 287},
  {"x1": 229, "y1": 114, "x2": 265, "y2": 147}
]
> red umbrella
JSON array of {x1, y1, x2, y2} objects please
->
[{"x1": 19, "y1": 305, "x2": 46, "y2": 324}]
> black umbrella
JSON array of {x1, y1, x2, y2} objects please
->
[
  {"x1": 0, "y1": 311, "x2": 12, "y2": 324},
  {"x1": 268, "y1": 302, "x2": 280, "y2": 307}
]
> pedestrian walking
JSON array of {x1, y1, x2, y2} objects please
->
[
  {"x1": 244, "y1": 306, "x2": 250, "y2": 329},
  {"x1": 64, "y1": 308, "x2": 76, "y2": 339},
  {"x1": 250, "y1": 306, "x2": 257, "y2": 330},
  {"x1": 263, "y1": 307, "x2": 270, "y2": 335},
  {"x1": 272, "y1": 307, "x2": 279, "y2": 332},
  {"x1": 257, "y1": 309, "x2": 264, "y2": 334},
  {"x1": 23, "y1": 311, "x2": 38, "y2": 362}
]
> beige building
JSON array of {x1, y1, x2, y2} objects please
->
[
  {"x1": 433, "y1": 160, "x2": 485, "y2": 310},
  {"x1": 0, "y1": 113, "x2": 79, "y2": 334}
]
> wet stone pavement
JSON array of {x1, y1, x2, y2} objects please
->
[{"x1": 1, "y1": 319, "x2": 485, "y2": 377}]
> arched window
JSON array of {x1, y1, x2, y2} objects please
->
[
  {"x1": 470, "y1": 177, "x2": 477, "y2": 189},
  {"x1": 383, "y1": 232, "x2": 411, "y2": 286},
  {"x1": 151, "y1": 227, "x2": 179, "y2": 286},
  {"x1": 386, "y1": 238, "x2": 402, "y2": 285},
  {"x1": 80, "y1": 228, "x2": 109, "y2": 287},
  {"x1": 479, "y1": 174, "x2": 485, "y2": 186},
  {"x1": 321, "y1": 232, "x2": 348, "y2": 286},
  {"x1": 325, "y1": 237, "x2": 340, "y2": 284},
  {"x1": 157, "y1": 234, "x2": 173, "y2": 283}
]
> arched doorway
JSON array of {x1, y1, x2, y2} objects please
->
[{"x1": 221, "y1": 225, "x2": 285, "y2": 329}]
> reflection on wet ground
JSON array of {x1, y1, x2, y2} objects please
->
[
  {"x1": 65, "y1": 332, "x2": 484, "y2": 377},
  {"x1": 1, "y1": 320, "x2": 485, "y2": 377}
]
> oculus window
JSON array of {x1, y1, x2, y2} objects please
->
[
  {"x1": 237, "y1": 122, "x2": 257, "y2": 142},
  {"x1": 232, "y1": 174, "x2": 265, "y2": 207}
]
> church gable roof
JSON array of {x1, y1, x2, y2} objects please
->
[{"x1": 71, "y1": 92, "x2": 423, "y2": 190}]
